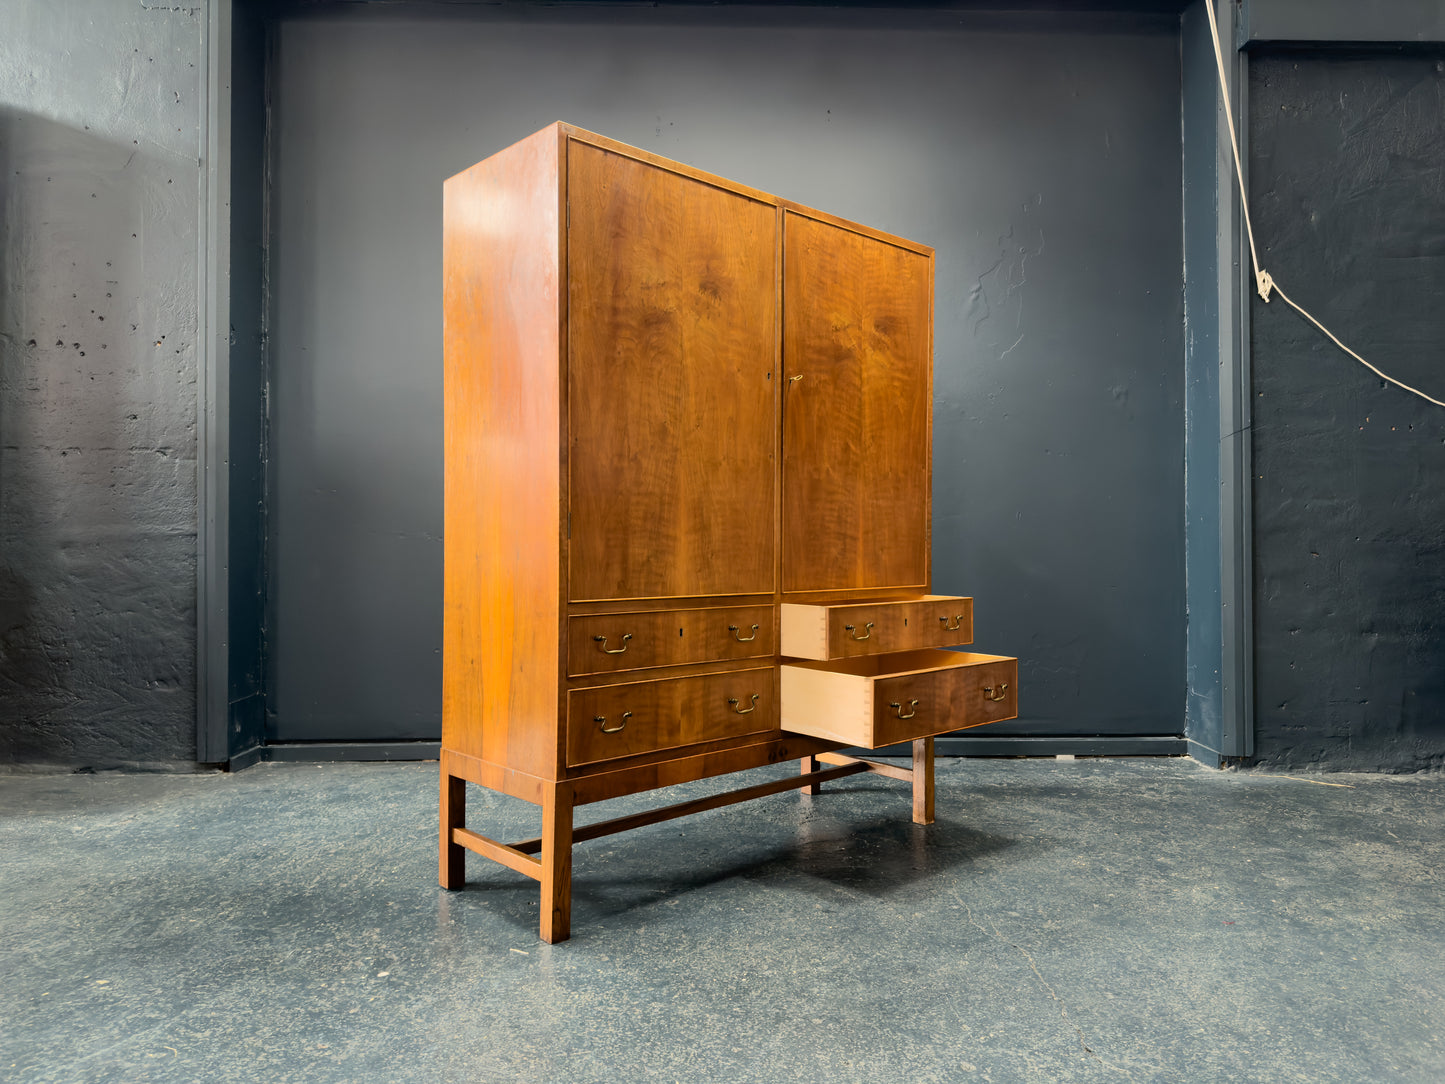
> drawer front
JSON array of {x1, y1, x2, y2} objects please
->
[
  {"x1": 568, "y1": 606, "x2": 775, "y2": 677},
  {"x1": 780, "y1": 649, "x2": 1016, "y2": 748},
  {"x1": 567, "y1": 667, "x2": 777, "y2": 766},
  {"x1": 781, "y1": 596, "x2": 973, "y2": 660},
  {"x1": 872, "y1": 655, "x2": 1016, "y2": 747}
]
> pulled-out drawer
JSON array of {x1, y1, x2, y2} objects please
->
[
  {"x1": 781, "y1": 649, "x2": 1016, "y2": 747},
  {"x1": 780, "y1": 595, "x2": 973, "y2": 660},
  {"x1": 568, "y1": 605, "x2": 775, "y2": 676},
  {"x1": 567, "y1": 667, "x2": 776, "y2": 766}
]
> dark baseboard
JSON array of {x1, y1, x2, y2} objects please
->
[
  {"x1": 229, "y1": 741, "x2": 441, "y2": 769},
  {"x1": 230, "y1": 735, "x2": 1186, "y2": 770},
  {"x1": 868, "y1": 734, "x2": 1188, "y2": 757},
  {"x1": 226, "y1": 744, "x2": 267, "y2": 772}
]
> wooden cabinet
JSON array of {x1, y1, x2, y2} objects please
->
[{"x1": 441, "y1": 123, "x2": 1017, "y2": 942}]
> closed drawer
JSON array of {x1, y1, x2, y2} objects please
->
[
  {"x1": 780, "y1": 595, "x2": 973, "y2": 660},
  {"x1": 781, "y1": 649, "x2": 1015, "y2": 747},
  {"x1": 568, "y1": 606, "x2": 775, "y2": 677},
  {"x1": 567, "y1": 667, "x2": 777, "y2": 767}
]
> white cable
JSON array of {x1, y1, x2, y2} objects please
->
[
  {"x1": 1268, "y1": 278, "x2": 1445, "y2": 408},
  {"x1": 1205, "y1": 0, "x2": 1268, "y2": 301},
  {"x1": 1205, "y1": 1, "x2": 1444, "y2": 409}
]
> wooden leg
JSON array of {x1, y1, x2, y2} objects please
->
[
  {"x1": 540, "y1": 782, "x2": 574, "y2": 944},
  {"x1": 801, "y1": 755, "x2": 821, "y2": 796},
  {"x1": 911, "y1": 736, "x2": 935, "y2": 825},
  {"x1": 440, "y1": 771, "x2": 466, "y2": 889}
]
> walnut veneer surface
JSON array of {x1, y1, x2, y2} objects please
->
[{"x1": 441, "y1": 123, "x2": 1017, "y2": 942}]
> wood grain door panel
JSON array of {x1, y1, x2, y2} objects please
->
[
  {"x1": 782, "y1": 212, "x2": 931, "y2": 593},
  {"x1": 567, "y1": 141, "x2": 778, "y2": 602}
]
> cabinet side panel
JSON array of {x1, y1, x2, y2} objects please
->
[{"x1": 443, "y1": 127, "x2": 562, "y2": 779}]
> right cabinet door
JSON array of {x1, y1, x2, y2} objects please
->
[{"x1": 781, "y1": 210, "x2": 933, "y2": 594}]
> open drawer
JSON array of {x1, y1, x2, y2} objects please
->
[
  {"x1": 781, "y1": 649, "x2": 1017, "y2": 748},
  {"x1": 781, "y1": 595, "x2": 973, "y2": 660}
]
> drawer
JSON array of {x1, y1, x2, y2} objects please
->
[
  {"x1": 781, "y1": 649, "x2": 1016, "y2": 748},
  {"x1": 567, "y1": 667, "x2": 777, "y2": 767},
  {"x1": 568, "y1": 605, "x2": 775, "y2": 677},
  {"x1": 780, "y1": 595, "x2": 973, "y2": 660}
]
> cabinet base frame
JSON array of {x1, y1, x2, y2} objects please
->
[{"x1": 439, "y1": 741, "x2": 937, "y2": 943}]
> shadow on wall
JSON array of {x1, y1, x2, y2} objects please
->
[{"x1": 0, "y1": 108, "x2": 194, "y2": 766}]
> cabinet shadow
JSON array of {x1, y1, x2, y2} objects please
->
[{"x1": 453, "y1": 787, "x2": 1041, "y2": 937}]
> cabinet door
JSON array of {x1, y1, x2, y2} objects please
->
[
  {"x1": 568, "y1": 141, "x2": 778, "y2": 602},
  {"x1": 782, "y1": 211, "x2": 932, "y2": 593}
]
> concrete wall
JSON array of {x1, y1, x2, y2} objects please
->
[
  {"x1": 0, "y1": 1, "x2": 203, "y2": 766},
  {"x1": 1249, "y1": 49, "x2": 1445, "y2": 772}
]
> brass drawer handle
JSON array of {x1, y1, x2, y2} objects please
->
[
  {"x1": 844, "y1": 621, "x2": 874, "y2": 641},
  {"x1": 890, "y1": 699, "x2": 919, "y2": 720},
  {"x1": 728, "y1": 693, "x2": 760, "y2": 715},
  {"x1": 594, "y1": 711, "x2": 632, "y2": 734},
  {"x1": 984, "y1": 683, "x2": 1009, "y2": 703},
  {"x1": 593, "y1": 633, "x2": 632, "y2": 655},
  {"x1": 939, "y1": 614, "x2": 965, "y2": 632},
  {"x1": 728, "y1": 623, "x2": 760, "y2": 642}
]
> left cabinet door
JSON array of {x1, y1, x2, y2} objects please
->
[{"x1": 567, "y1": 140, "x2": 779, "y2": 602}]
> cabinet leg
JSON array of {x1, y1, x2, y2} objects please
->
[
  {"x1": 440, "y1": 771, "x2": 466, "y2": 889},
  {"x1": 800, "y1": 755, "x2": 821, "y2": 796},
  {"x1": 911, "y1": 736, "x2": 935, "y2": 825},
  {"x1": 540, "y1": 783, "x2": 574, "y2": 944}
]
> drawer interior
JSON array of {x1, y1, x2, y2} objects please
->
[
  {"x1": 783, "y1": 647, "x2": 1002, "y2": 678},
  {"x1": 781, "y1": 649, "x2": 1017, "y2": 747}
]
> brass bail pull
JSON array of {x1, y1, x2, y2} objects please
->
[
  {"x1": 983, "y1": 683, "x2": 1009, "y2": 702},
  {"x1": 595, "y1": 711, "x2": 632, "y2": 734},
  {"x1": 844, "y1": 621, "x2": 874, "y2": 641},
  {"x1": 594, "y1": 632, "x2": 633, "y2": 655},
  {"x1": 890, "y1": 699, "x2": 919, "y2": 720},
  {"x1": 728, "y1": 693, "x2": 760, "y2": 715},
  {"x1": 939, "y1": 614, "x2": 964, "y2": 632},
  {"x1": 728, "y1": 624, "x2": 759, "y2": 642}
]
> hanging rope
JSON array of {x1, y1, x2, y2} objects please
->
[{"x1": 1205, "y1": 1, "x2": 1445, "y2": 409}]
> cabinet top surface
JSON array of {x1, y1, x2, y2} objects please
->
[{"x1": 448, "y1": 120, "x2": 934, "y2": 259}]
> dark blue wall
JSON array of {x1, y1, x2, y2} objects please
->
[
  {"x1": 1249, "y1": 49, "x2": 1445, "y2": 771},
  {"x1": 1181, "y1": 0, "x2": 1225, "y2": 763},
  {"x1": 222, "y1": 0, "x2": 271, "y2": 761},
  {"x1": 260, "y1": 4, "x2": 1187, "y2": 744}
]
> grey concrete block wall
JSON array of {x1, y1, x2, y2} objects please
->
[
  {"x1": 0, "y1": 1, "x2": 203, "y2": 766},
  {"x1": 1248, "y1": 50, "x2": 1445, "y2": 773}
]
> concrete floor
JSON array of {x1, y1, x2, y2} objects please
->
[{"x1": 1, "y1": 757, "x2": 1442, "y2": 1083}]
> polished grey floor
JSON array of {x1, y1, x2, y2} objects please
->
[{"x1": 1, "y1": 757, "x2": 1441, "y2": 1083}]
